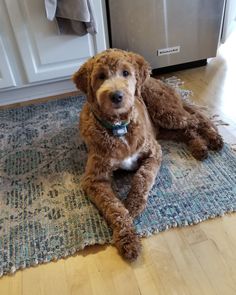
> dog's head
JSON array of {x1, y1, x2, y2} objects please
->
[{"x1": 73, "y1": 49, "x2": 150, "y2": 116}]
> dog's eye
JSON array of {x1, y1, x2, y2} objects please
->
[
  {"x1": 98, "y1": 73, "x2": 106, "y2": 80},
  {"x1": 122, "y1": 70, "x2": 129, "y2": 77}
]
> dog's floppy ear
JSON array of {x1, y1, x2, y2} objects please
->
[
  {"x1": 72, "y1": 58, "x2": 94, "y2": 94},
  {"x1": 128, "y1": 52, "x2": 151, "y2": 96}
]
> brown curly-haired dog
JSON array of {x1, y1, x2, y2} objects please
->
[{"x1": 73, "y1": 49, "x2": 223, "y2": 261}]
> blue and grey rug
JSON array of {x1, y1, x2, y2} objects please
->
[{"x1": 0, "y1": 88, "x2": 236, "y2": 277}]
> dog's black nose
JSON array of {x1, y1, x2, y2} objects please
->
[{"x1": 111, "y1": 91, "x2": 123, "y2": 104}]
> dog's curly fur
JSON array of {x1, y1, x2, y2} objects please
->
[
  {"x1": 141, "y1": 78, "x2": 223, "y2": 160},
  {"x1": 73, "y1": 49, "x2": 223, "y2": 261}
]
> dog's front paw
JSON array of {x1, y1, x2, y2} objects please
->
[
  {"x1": 113, "y1": 227, "x2": 141, "y2": 261},
  {"x1": 124, "y1": 195, "x2": 147, "y2": 219}
]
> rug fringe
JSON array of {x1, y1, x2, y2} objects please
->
[
  {"x1": 0, "y1": 238, "x2": 110, "y2": 278},
  {"x1": 230, "y1": 144, "x2": 236, "y2": 152},
  {"x1": 137, "y1": 209, "x2": 236, "y2": 239}
]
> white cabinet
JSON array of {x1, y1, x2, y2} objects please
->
[
  {"x1": 0, "y1": 39, "x2": 16, "y2": 89},
  {"x1": 0, "y1": 0, "x2": 16, "y2": 88},
  {"x1": 5, "y1": 0, "x2": 107, "y2": 83},
  {"x1": 0, "y1": 0, "x2": 108, "y2": 104}
]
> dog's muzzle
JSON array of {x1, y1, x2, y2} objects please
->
[{"x1": 110, "y1": 91, "x2": 124, "y2": 104}]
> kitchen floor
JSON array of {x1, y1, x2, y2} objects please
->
[{"x1": 1, "y1": 32, "x2": 236, "y2": 295}]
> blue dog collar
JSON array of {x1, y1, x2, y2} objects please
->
[{"x1": 92, "y1": 111, "x2": 129, "y2": 137}]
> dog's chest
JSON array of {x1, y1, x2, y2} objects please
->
[
  {"x1": 119, "y1": 152, "x2": 140, "y2": 171},
  {"x1": 116, "y1": 131, "x2": 144, "y2": 171}
]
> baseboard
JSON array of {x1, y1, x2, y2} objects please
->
[
  {"x1": 152, "y1": 59, "x2": 208, "y2": 75},
  {"x1": 0, "y1": 79, "x2": 78, "y2": 106}
]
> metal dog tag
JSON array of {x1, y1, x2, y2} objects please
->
[{"x1": 113, "y1": 126, "x2": 127, "y2": 137}]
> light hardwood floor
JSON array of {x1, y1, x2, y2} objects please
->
[{"x1": 0, "y1": 32, "x2": 236, "y2": 295}]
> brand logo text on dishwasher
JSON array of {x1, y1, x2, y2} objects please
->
[{"x1": 157, "y1": 46, "x2": 180, "y2": 56}]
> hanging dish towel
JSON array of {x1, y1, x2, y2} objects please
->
[{"x1": 45, "y1": 0, "x2": 97, "y2": 36}]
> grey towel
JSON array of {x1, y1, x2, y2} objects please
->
[{"x1": 45, "y1": 0, "x2": 97, "y2": 36}]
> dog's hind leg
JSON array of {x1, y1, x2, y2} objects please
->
[
  {"x1": 158, "y1": 128, "x2": 209, "y2": 161},
  {"x1": 198, "y1": 124, "x2": 223, "y2": 151},
  {"x1": 183, "y1": 103, "x2": 224, "y2": 151},
  {"x1": 81, "y1": 155, "x2": 141, "y2": 261},
  {"x1": 124, "y1": 146, "x2": 162, "y2": 218},
  {"x1": 185, "y1": 130, "x2": 209, "y2": 160}
]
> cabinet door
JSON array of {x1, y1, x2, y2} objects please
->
[
  {"x1": 0, "y1": 38, "x2": 16, "y2": 89},
  {"x1": 0, "y1": 0, "x2": 16, "y2": 89},
  {"x1": 5, "y1": 0, "x2": 107, "y2": 83}
]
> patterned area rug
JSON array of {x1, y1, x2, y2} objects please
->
[{"x1": 0, "y1": 87, "x2": 236, "y2": 277}]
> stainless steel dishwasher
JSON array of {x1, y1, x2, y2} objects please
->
[{"x1": 106, "y1": 0, "x2": 226, "y2": 71}]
